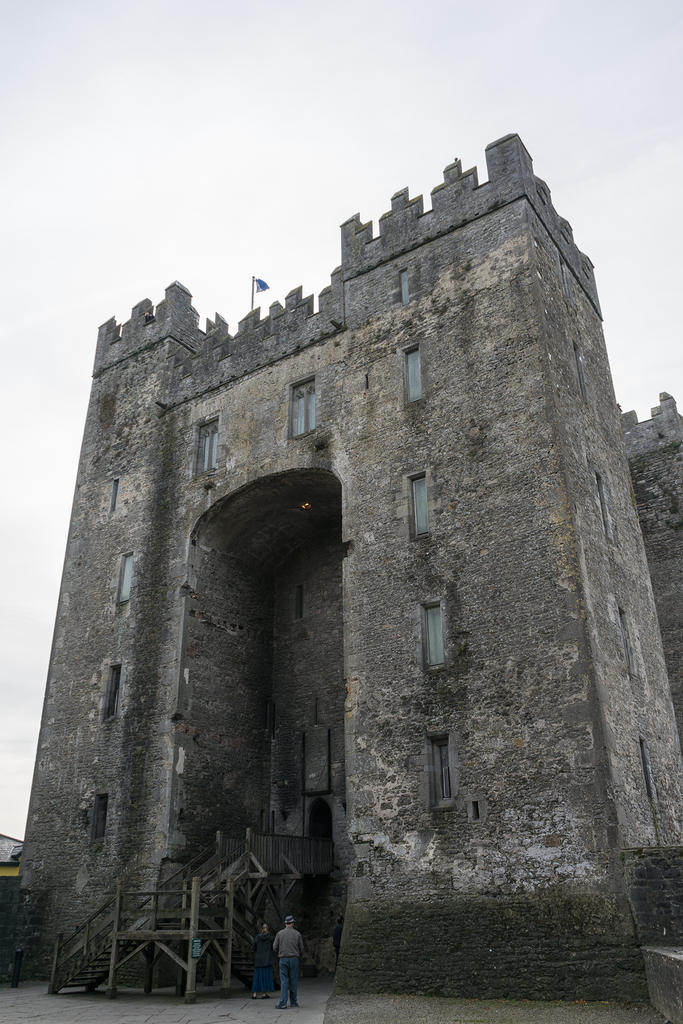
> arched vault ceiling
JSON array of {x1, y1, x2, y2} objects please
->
[{"x1": 193, "y1": 468, "x2": 342, "y2": 568}]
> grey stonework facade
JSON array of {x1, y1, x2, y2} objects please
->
[
  {"x1": 20, "y1": 134, "x2": 683, "y2": 998},
  {"x1": 623, "y1": 394, "x2": 683, "y2": 748}
]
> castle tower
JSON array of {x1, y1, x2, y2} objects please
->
[
  {"x1": 20, "y1": 135, "x2": 682, "y2": 997},
  {"x1": 623, "y1": 393, "x2": 683, "y2": 747}
]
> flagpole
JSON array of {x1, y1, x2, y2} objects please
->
[{"x1": 251, "y1": 276, "x2": 255, "y2": 311}]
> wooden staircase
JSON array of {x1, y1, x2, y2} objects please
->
[{"x1": 49, "y1": 829, "x2": 333, "y2": 1003}]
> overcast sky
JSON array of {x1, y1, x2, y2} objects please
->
[{"x1": 1, "y1": 0, "x2": 681, "y2": 841}]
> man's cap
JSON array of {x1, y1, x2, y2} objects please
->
[{"x1": 285, "y1": 915, "x2": 295, "y2": 923}]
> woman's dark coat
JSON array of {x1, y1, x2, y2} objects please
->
[{"x1": 253, "y1": 931, "x2": 274, "y2": 967}]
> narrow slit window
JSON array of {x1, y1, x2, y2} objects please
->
[
  {"x1": 424, "y1": 603, "x2": 444, "y2": 667},
  {"x1": 573, "y1": 344, "x2": 588, "y2": 402},
  {"x1": 412, "y1": 475, "x2": 429, "y2": 536},
  {"x1": 405, "y1": 347, "x2": 422, "y2": 403},
  {"x1": 266, "y1": 700, "x2": 276, "y2": 740},
  {"x1": 110, "y1": 478, "x2": 119, "y2": 513},
  {"x1": 618, "y1": 607, "x2": 634, "y2": 676},
  {"x1": 118, "y1": 553, "x2": 134, "y2": 603},
  {"x1": 103, "y1": 664, "x2": 121, "y2": 719},
  {"x1": 294, "y1": 583, "x2": 304, "y2": 620},
  {"x1": 595, "y1": 472, "x2": 613, "y2": 539},
  {"x1": 435, "y1": 739, "x2": 451, "y2": 800},
  {"x1": 400, "y1": 269, "x2": 410, "y2": 306},
  {"x1": 92, "y1": 793, "x2": 108, "y2": 840},
  {"x1": 197, "y1": 420, "x2": 218, "y2": 474},
  {"x1": 639, "y1": 737, "x2": 657, "y2": 802},
  {"x1": 470, "y1": 799, "x2": 480, "y2": 821},
  {"x1": 291, "y1": 379, "x2": 316, "y2": 436},
  {"x1": 560, "y1": 261, "x2": 572, "y2": 301}
]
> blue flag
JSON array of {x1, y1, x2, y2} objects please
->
[{"x1": 255, "y1": 278, "x2": 269, "y2": 292}]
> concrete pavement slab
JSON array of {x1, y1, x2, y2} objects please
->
[
  {"x1": 323, "y1": 993, "x2": 666, "y2": 1024},
  {"x1": 0, "y1": 977, "x2": 332, "y2": 1023},
  {"x1": 2, "y1": 982, "x2": 667, "y2": 1024}
]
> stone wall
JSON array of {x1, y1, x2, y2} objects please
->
[
  {"x1": 19, "y1": 134, "x2": 683, "y2": 995},
  {"x1": 623, "y1": 846, "x2": 683, "y2": 944},
  {"x1": 623, "y1": 394, "x2": 683, "y2": 750}
]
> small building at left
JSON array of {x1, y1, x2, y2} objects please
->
[{"x1": 0, "y1": 833, "x2": 23, "y2": 981}]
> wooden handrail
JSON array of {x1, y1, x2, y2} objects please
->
[{"x1": 51, "y1": 827, "x2": 334, "y2": 994}]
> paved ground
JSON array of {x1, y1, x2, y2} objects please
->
[
  {"x1": 0, "y1": 980, "x2": 667, "y2": 1024},
  {"x1": 0, "y1": 978, "x2": 332, "y2": 1024},
  {"x1": 325, "y1": 993, "x2": 667, "y2": 1024}
]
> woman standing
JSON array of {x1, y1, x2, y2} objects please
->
[{"x1": 251, "y1": 922, "x2": 275, "y2": 999}]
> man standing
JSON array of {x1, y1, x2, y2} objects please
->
[{"x1": 273, "y1": 914, "x2": 304, "y2": 1008}]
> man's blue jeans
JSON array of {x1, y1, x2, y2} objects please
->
[{"x1": 278, "y1": 956, "x2": 300, "y2": 1007}]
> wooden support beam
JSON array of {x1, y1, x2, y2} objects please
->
[
  {"x1": 154, "y1": 940, "x2": 189, "y2": 972},
  {"x1": 105, "y1": 880, "x2": 123, "y2": 999},
  {"x1": 143, "y1": 946, "x2": 154, "y2": 993},
  {"x1": 48, "y1": 933, "x2": 62, "y2": 994},
  {"x1": 184, "y1": 876, "x2": 201, "y2": 1004},
  {"x1": 221, "y1": 877, "x2": 234, "y2": 998}
]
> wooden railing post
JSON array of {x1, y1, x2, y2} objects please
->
[
  {"x1": 176, "y1": 881, "x2": 188, "y2": 996},
  {"x1": 184, "y1": 876, "x2": 201, "y2": 1004},
  {"x1": 48, "y1": 932, "x2": 63, "y2": 994},
  {"x1": 220, "y1": 876, "x2": 234, "y2": 998},
  {"x1": 143, "y1": 892, "x2": 158, "y2": 994},
  {"x1": 105, "y1": 880, "x2": 123, "y2": 999}
]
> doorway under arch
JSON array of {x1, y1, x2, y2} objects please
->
[
  {"x1": 177, "y1": 468, "x2": 347, "y2": 862},
  {"x1": 308, "y1": 798, "x2": 333, "y2": 839}
]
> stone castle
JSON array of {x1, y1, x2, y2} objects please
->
[{"x1": 18, "y1": 134, "x2": 683, "y2": 1001}]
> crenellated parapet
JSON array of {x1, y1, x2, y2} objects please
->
[
  {"x1": 94, "y1": 281, "x2": 202, "y2": 377},
  {"x1": 340, "y1": 133, "x2": 600, "y2": 313},
  {"x1": 92, "y1": 134, "x2": 600, "y2": 397},
  {"x1": 93, "y1": 267, "x2": 344, "y2": 401},
  {"x1": 163, "y1": 267, "x2": 344, "y2": 404},
  {"x1": 622, "y1": 393, "x2": 683, "y2": 457}
]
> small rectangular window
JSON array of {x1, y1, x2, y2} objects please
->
[
  {"x1": 294, "y1": 583, "x2": 304, "y2": 620},
  {"x1": 639, "y1": 737, "x2": 657, "y2": 803},
  {"x1": 110, "y1": 478, "x2": 119, "y2": 513},
  {"x1": 405, "y1": 347, "x2": 422, "y2": 403},
  {"x1": 197, "y1": 420, "x2": 218, "y2": 474},
  {"x1": 618, "y1": 607, "x2": 634, "y2": 676},
  {"x1": 92, "y1": 793, "x2": 108, "y2": 840},
  {"x1": 424, "y1": 603, "x2": 444, "y2": 667},
  {"x1": 400, "y1": 269, "x2": 410, "y2": 306},
  {"x1": 412, "y1": 475, "x2": 429, "y2": 536},
  {"x1": 103, "y1": 664, "x2": 121, "y2": 719},
  {"x1": 573, "y1": 344, "x2": 587, "y2": 402},
  {"x1": 595, "y1": 472, "x2": 613, "y2": 540},
  {"x1": 118, "y1": 553, "x2": 134, "y2": 603},
  {"x1": 291, "y1": 379, "x2": 316, "y2": 436}
]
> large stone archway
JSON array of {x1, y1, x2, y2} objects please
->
[{"x1": 172, "y1": 469, "x2": 347, "y2": 871}]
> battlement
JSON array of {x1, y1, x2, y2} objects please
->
[
  {"x1": 622, "y1": 393, "x2": 683, "y2": 457},
  {"x1": 92, "y1": 134, "x2": 601, "y2": 394},
  {"x1": 340, "y1": 133, "x2": 600, "y2": 313},
  {"x1": 93, "y1": 268, "x2": 344, "y2": 401}
]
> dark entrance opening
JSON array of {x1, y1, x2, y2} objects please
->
[
  {"x1": 308, "y1": 798, "x2": 333, "y2": 839},
  {"x1": 185, "y1": 468, "x2": 347, "y2": 860}
]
